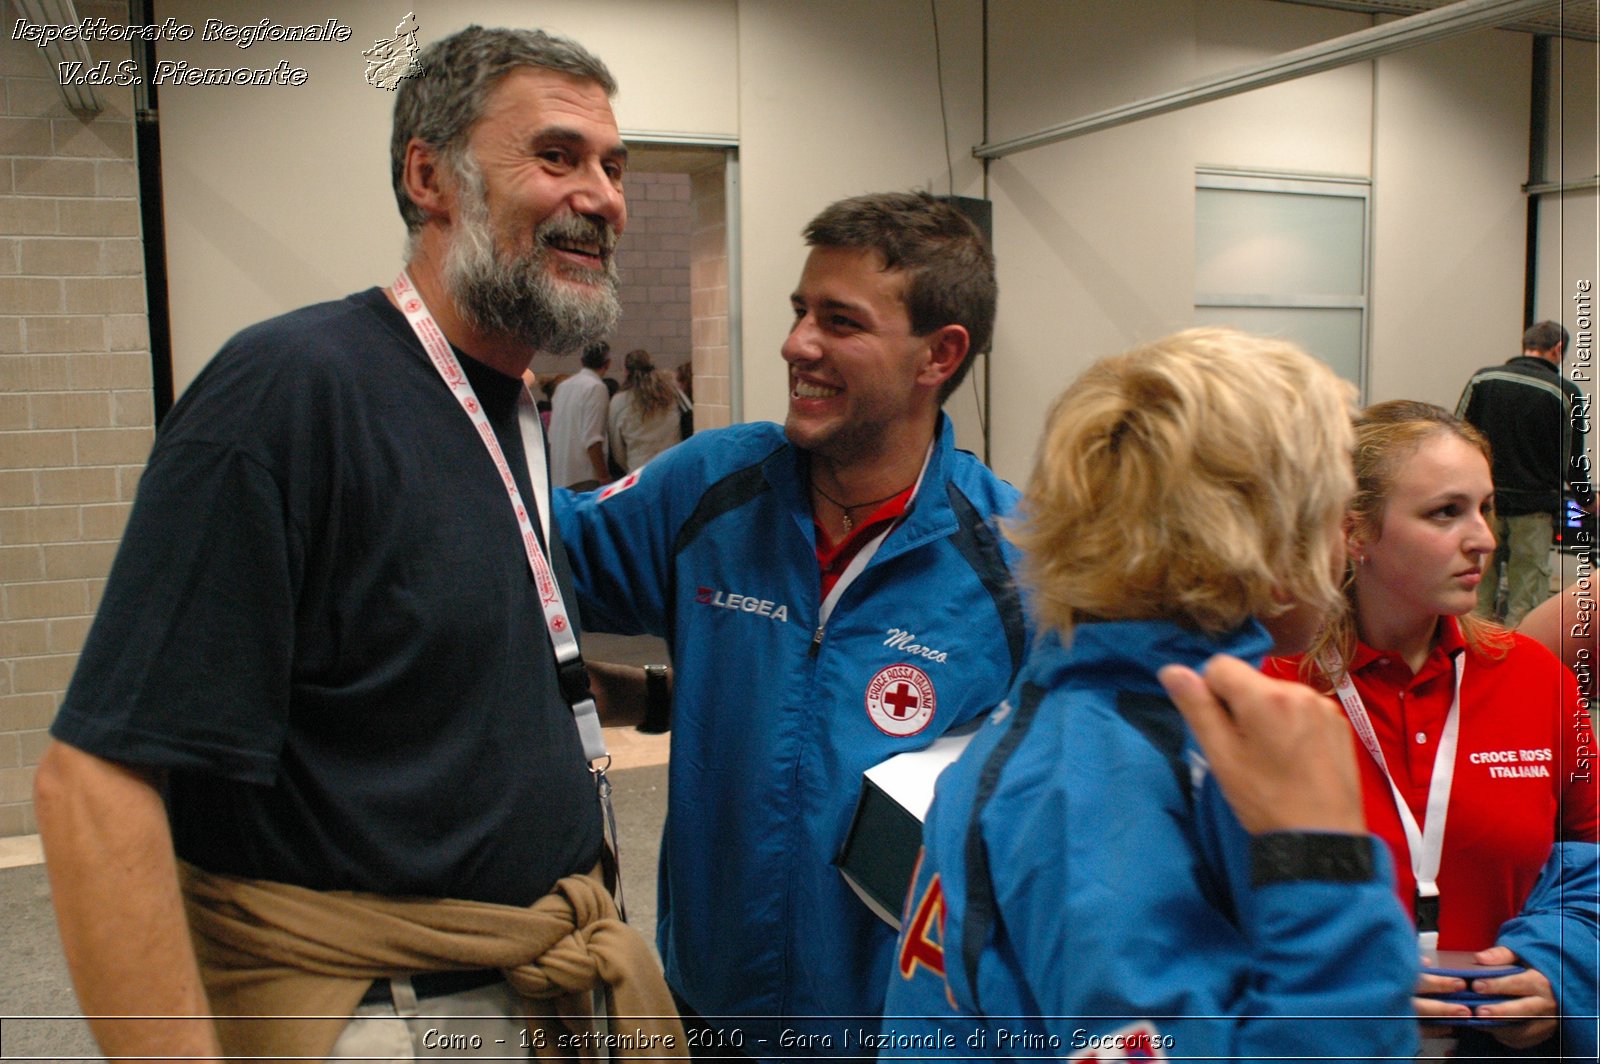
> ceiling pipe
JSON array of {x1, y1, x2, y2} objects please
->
[
  {"x1": 13, "y1": 0, "x2": 102, "y2": 115},
  {"x1": 974, "y1": 0, "x2": 1560, "y2": 160}
]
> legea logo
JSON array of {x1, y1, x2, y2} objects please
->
[{"x1": 695, "y1": 586, "x2": 790, "y2": 623}]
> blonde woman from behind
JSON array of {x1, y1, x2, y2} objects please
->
[
  {"x1": 883, "y1": 327, "x2": 1419, "y2": 1061},
  {"x1": 608, "y1": 348, "x2": 684, "y2": 473}
]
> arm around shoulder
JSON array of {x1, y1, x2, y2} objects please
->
[{"x1": 34, "y1": 740, "x2": 222, "y2": 1060}]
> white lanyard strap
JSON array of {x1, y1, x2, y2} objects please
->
[
  {"x1": 516, "y1": 394, "x2": 551, "y2": 545},
  {"x1": 1321, "y1": 647, "x2": 1463, "y2": 953},
  {"x1": 391, "y1": 272, "x2": 607, "y2": 767},
  {"x1": 817, "y1": 440, "x2": 935, "y2": 626}
]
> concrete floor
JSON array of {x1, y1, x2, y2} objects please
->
[{"x1": 0, "y1": 634, "x2": 672, "y2": 1062}]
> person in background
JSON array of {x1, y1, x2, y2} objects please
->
[
  {"x1": 608, "y1": 348, "x2": 684, "y2": 472},
  {"x1": 674, "y1": 360, "x2": 696, "y2": 441},
  {"x1": 882, "y1": 327, "x2": 1418, "y2": 1060},
  {"x1": 1265, "y1": 400, "x2": 1597, "y2": 1059},
  {"x1": 1456, "y1": 321, "x2": 1591, "y2": 624},
  {"x1": 537, "y1": 371, "x2": 568, "y2": 430},
  {"x1": 31, "y1": 25, "x2": 679, "y2": 1062},
  {"x1": 550, "y1": 340, "x2": 614, "y2": 488}
]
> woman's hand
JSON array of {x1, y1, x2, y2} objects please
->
[
  {"x1": 1413, "y1": 964, "x2": 1469, "y2": 1035},
  {"x1": 1469, "y1": 945, "x2": 1558, "y2": 1049}
]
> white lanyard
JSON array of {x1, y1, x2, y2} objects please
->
[
  {"x1": 1321, "y1": 646, "x2": 1464, "y2": 957},
  {"x1": 817, "y1": 440, "x2": 935, "y2": 626},
  {"x1": 390, "y1": 272, "x2": 608, "y2": 769}
]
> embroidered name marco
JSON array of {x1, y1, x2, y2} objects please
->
[{"x1": 884, "y1": 628, "x2": 949, "y2": 663}]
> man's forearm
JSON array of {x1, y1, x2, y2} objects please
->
[
  {"x1": 587, "y1": 661, "x2": 665, "y2": 729},
  {"x1": 34, "y1": 741, "x2": 222, "y2": 1061},
  {"x1": 587, "y1": 441, "x2": 609, "y2": 484}
]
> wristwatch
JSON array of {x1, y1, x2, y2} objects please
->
[
  {"x1": 639, "y1": 664, "x2": 672, "y2": 734},
  {"x1": 1250, "y1": 831, "x2": 1374, "y2": 887}
]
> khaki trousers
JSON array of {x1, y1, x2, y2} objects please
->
[
  {"x1": 329, "y1": 978, "x2": 531, "y2": 1061},
  {"x1": 1479, "y1": 510, "x2": 1554, "y2": 625}
]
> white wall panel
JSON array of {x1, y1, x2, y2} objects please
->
[
  {"x1": 155, "y1": 0, "x2": 738, "y2": 392},
  {"x1": 733, "y1": 0, "x2": 985, "y2": 433},
  {"x1": 1369, "y1": 27, "x2": 1530, "y2": 409}
]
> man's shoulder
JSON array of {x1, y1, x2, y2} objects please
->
[
  {"x1": 228, "y1": 289, "x2": 388, "y2": 351},
  {"x1": 558, "y1": 369, "x2": 608, "y2": 406},
  {"x1": 579, "y1": 422, "x2": 785, "y2": 506},
  {"x1": 200, "y1": 290, "x2": 396, "y2": 388},
  {"x1": 660, "y1": 421, "x2": 787, "y2": 473},
  {"x1": 939, "y1": 444, "x2": 1022, "y2": 515},
  {"x1": 1465, "y1": 359, "x2": 1568, "y2": 399},
  {"x1": 163, "y1": 289, "x2": 400, "y2": 442}
]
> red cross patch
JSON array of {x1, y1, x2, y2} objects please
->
[{"x1": 865, "y1": 663, "x2": 937, "y2": 737}]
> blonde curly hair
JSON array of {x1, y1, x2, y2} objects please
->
[{"x1": 1010, "y1": 327, "x2": 1356, "y2": 645}]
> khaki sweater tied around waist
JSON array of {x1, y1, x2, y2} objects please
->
[{"x1": 178, "y1": 861, "x2": 684, "y2": 1062}]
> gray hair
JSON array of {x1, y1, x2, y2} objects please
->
[{"x1": 390, "y1": 25, "x2": 617, "y2": 233}]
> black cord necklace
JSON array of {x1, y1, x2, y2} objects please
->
[{"x1": 811, "y1": 481, "x2": 912, "y2": 533}]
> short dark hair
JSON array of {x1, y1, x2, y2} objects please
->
[
  {"x1": 1524, "y1": 320, "x2": 1570, "y2": 355},
  {"x1": 391, "y1": 26, "x2": 616, "y2": 233},
  {"x1": 803, "y1": 191, "x2": 997, "y2": 402},
  {"x1": 581, "y1": 341, "x2": 611, "y2": 370}
]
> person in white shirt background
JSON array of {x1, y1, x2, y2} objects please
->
[{"x1": 550, "y1": 340, "x2": 614, "y2": 488}]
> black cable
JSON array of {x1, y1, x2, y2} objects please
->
[{"x1": 931, "y1": 0, "x2": 955, "y2": 197}]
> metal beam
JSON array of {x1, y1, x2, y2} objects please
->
[
  {"x1": 974, "y1": 0, "x2": 1560, "y2": 160},
  {"x1": 1525, "y1": 176, "x2": 1600, "y2": 195},
  {"x1": 13, "y1": 0, "x2": 102, "y2": 115},
  {"x1": 620, "y1": 130, "x2": 740, "y2": 150}
]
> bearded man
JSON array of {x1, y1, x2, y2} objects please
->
[{"x1": 33, "y1": 26, "x2": 680, "y2": 1062}]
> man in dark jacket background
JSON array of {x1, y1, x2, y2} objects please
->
[{"x1": 1457, "y1": 320, "x2": 1592, "y2": 624}]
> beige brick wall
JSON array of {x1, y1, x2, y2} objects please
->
[
  {"x1": 612, "y1": 171, "x2": 692, "y2": 371},
  {"x1": 1, "y1": 0, "x2": 153, "y2": 837},
  {"x1": 689, "y1": 168, "x2": 731, "y2": 431}
]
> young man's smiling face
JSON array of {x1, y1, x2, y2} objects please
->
[{"x1": 782, "y1": 245, "x2": 948, "y2": 469}]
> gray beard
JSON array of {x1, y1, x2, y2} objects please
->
[{"x1": 444, "y1": 184, "x2": 621, "y2": 356}]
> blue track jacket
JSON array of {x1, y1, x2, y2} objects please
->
[
  {"x1": 556, "y1": 416, "x2": 1026, "y2": 1058},
  {"x1": 881, "y1": 620, "x2": 1421, "y2": 1062},
  {"x1": 1496, "y1": 840, "x2": 1600, "y2": 1060}
]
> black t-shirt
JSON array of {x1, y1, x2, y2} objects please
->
[{"x1": 53, "y1": 288, "x2": 602, "y2": 905}]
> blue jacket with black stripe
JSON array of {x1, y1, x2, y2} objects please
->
[
  {"x1": 881, "y1": 620, "x2": 1421, "y2": 1062},
  {"x1": 555, "y1": 416, "x2": 1026, "y2": 1059}
]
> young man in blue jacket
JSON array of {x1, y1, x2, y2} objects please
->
[{"x1": 557, "y1": 192, "x2": 1027, "y2": 1058}]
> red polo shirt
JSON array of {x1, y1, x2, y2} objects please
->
[
  {"x1": 814, "y1": 487, "x2": 914, "y2": 599},
  {"x1": 1266, "y1": 618, "x2": 1597, "y2": 950}
]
